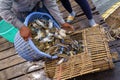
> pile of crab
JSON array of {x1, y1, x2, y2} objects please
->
[{"x1": 28, "y1": 19, "x2": 84, "y2": 63}]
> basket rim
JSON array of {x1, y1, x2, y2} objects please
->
[{"x1": 24, "y1": 12, "x2": 60, "y2": 29}]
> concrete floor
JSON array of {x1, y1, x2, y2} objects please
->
[{"x1": 92, "y1": 0, "x2": 120, "y2": 14}]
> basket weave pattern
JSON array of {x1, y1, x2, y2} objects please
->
[{"x1": 45, "y1": 26, "x2": 114, "y2": 80}]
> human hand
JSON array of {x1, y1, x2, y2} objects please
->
[
  {"x1": 61, "y1": 23, "x2": 75, "y2": 31},
  {"x1": 20, "y1": 26, "x2": 31, "y2": 41}
]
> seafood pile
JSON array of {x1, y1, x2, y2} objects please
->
[{"x1": 28, "y1": 19, "x2": 84, "y2": 59}]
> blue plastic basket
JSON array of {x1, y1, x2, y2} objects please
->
[{"x1": 14, "y1": 12, "x2": 60, "y2": 61}]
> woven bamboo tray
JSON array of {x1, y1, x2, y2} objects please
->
[
  {"x1": 45, "y1": 25, "x2": 114, "y2": 80},
  {"x1": 102, "y1": 2, "x2": 120, "y2": 29}
]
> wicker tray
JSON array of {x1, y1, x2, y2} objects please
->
[
  {"x1": 45, "y1": 25, "x2": 114, "y2": 80},
  {"x1": 103, "y1": 2, "x2": 120, "y2": 29}
]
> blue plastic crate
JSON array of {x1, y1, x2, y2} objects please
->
[{"x1": 14, "y1": 12, "x2": 60, "y2": 61}]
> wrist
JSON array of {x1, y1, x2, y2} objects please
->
[
  {"x1": 19, "y1": 24, "x2": 26, "y2": 29},
  {"x1": 61, "y1": 22, "x2": 67, "y2": 27},
  {"x1": 60, "y1": 20, "x2": 65, "y2": 25},
  {"x1": 20, "y1": 25, "x2": 27, "y2": 29}
]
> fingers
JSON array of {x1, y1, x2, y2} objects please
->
[
  {"x1": 23, "y1": 31, "x2": 31, "y2": 41},
  {"x1": 24, "y1": 37, "x2": 28, "y2": 41},
  {"x1": 61, "y1": 23, "x2": 75, "y2": 31},
  {"x1": 69, "y1": 26, "x2": 75, "y2": 31},
  {"x1": 61, "y1": 25, "x2": 75, "y2": 31},
  {"x1": 20, "y1": 26, "x2": 31, "y2": 41}
]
